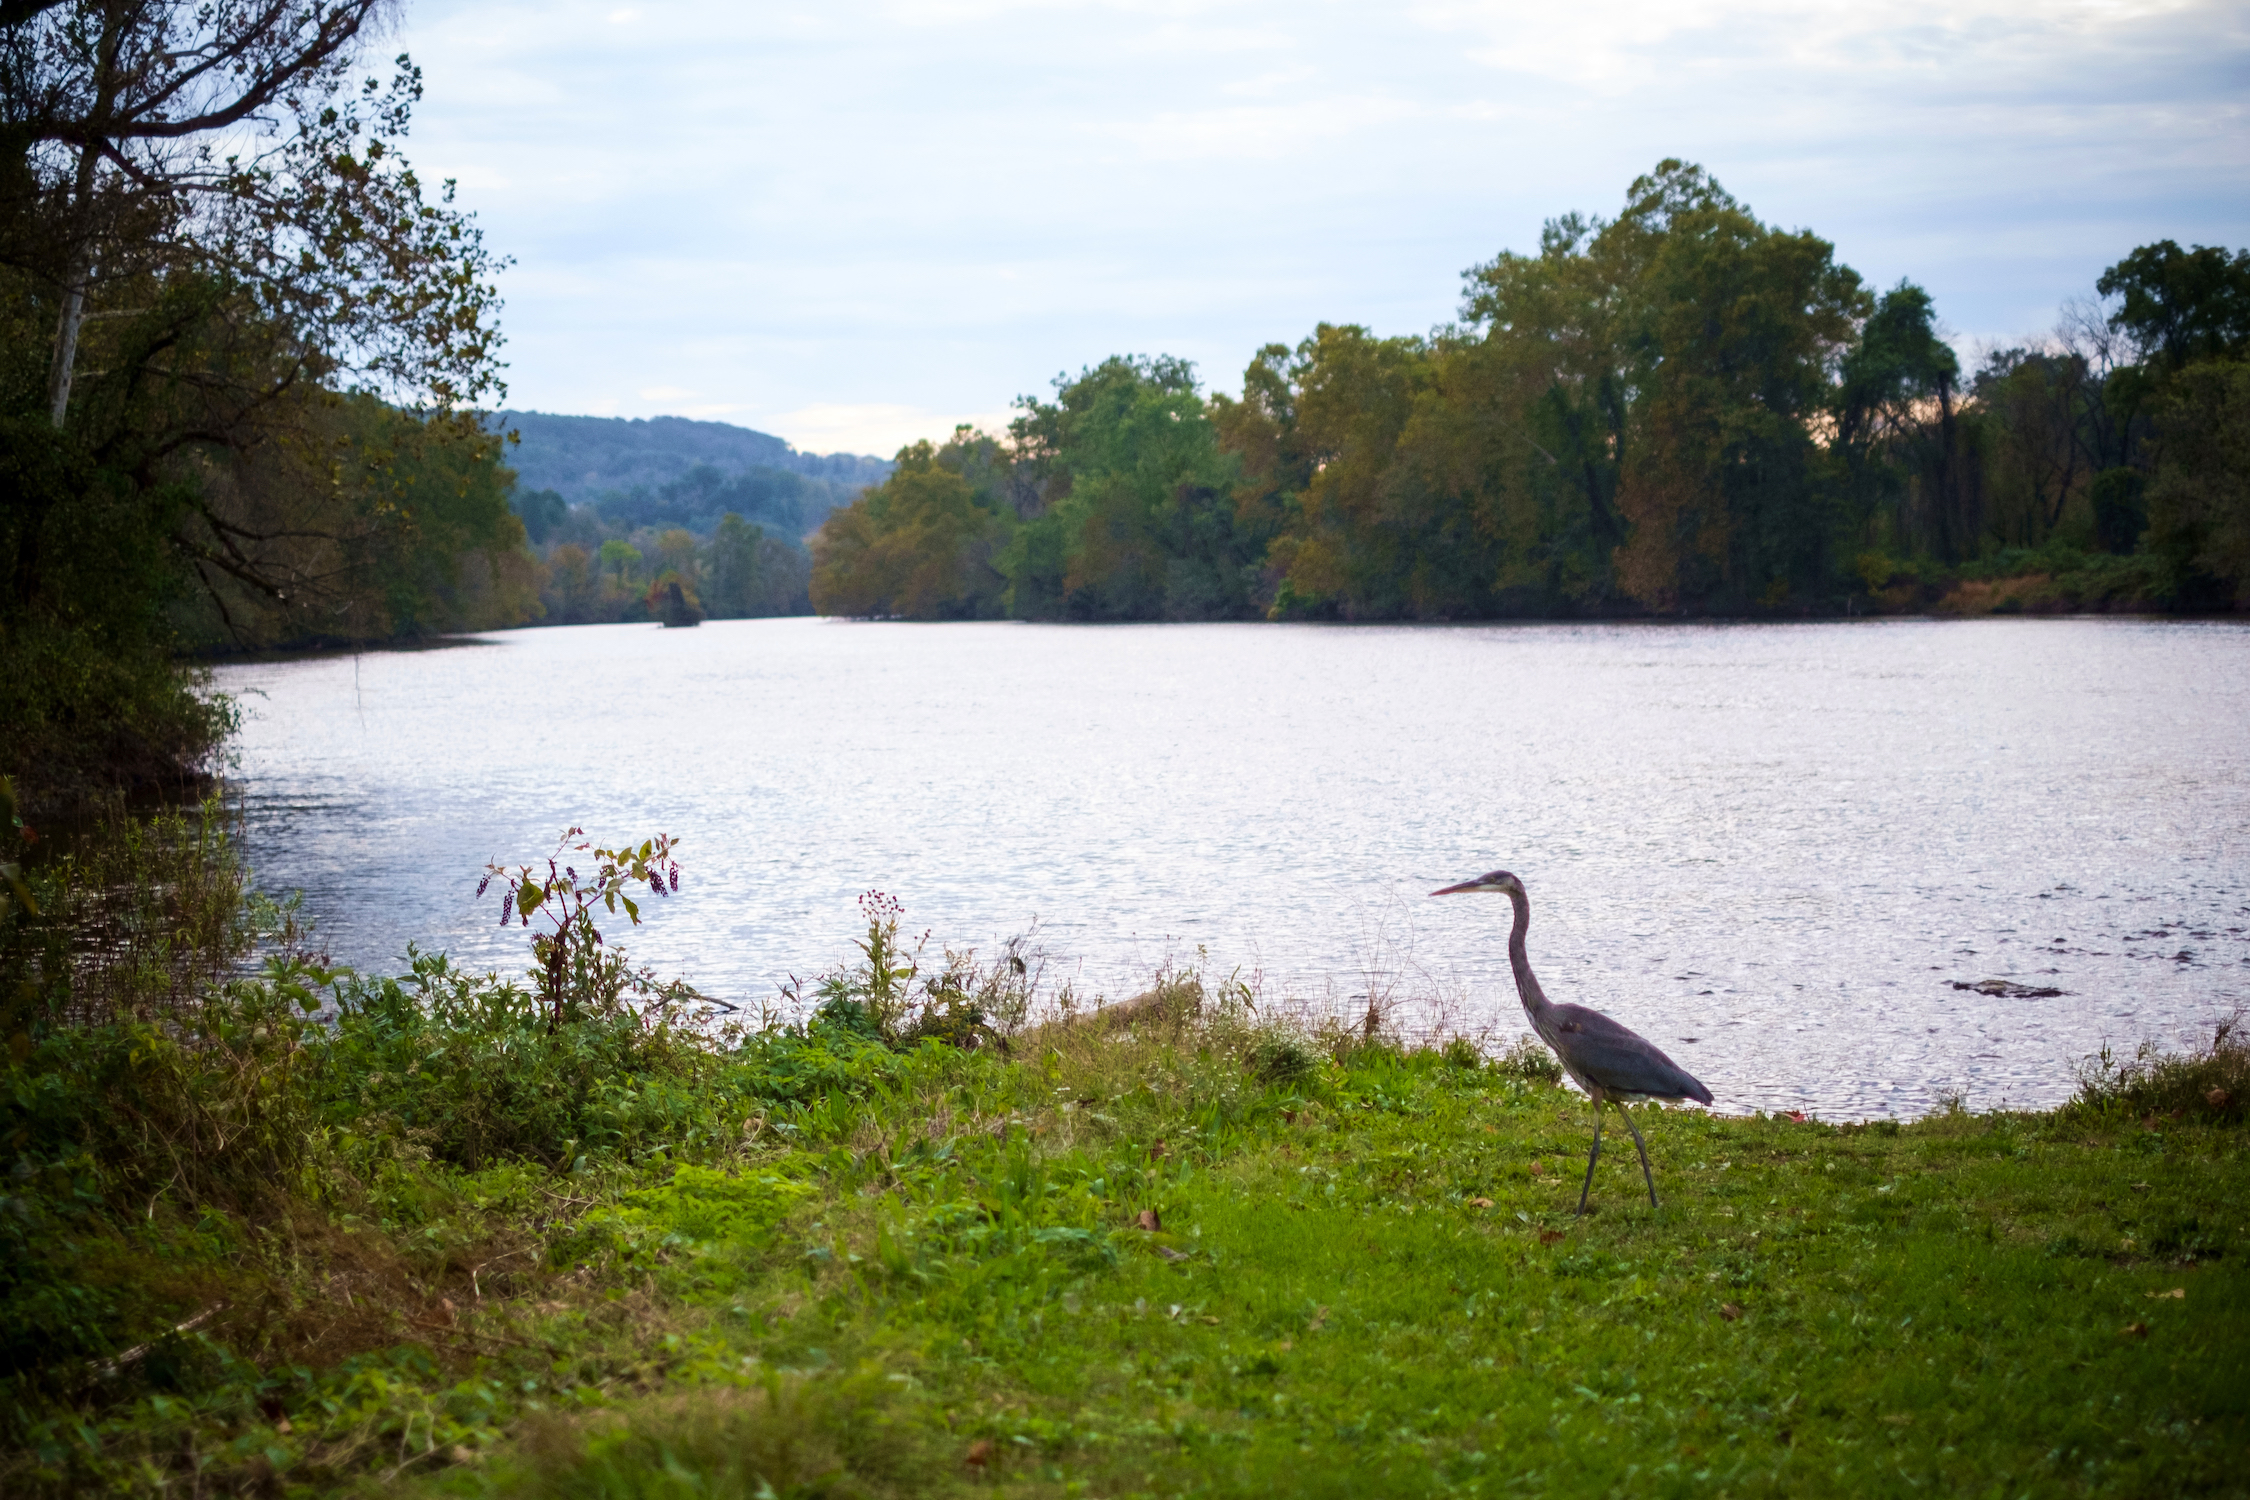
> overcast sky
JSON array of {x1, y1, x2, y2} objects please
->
[{"x1": 396, "y1": 0, "x2": 2249, "y2": 458}]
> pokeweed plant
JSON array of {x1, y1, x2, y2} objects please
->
[
  {"x1": 817, "y1": 890, "x2": 923, "y2": 1038},
  {"x1": 482, "y1": 828, "x2": 682, "y2": 1031}
]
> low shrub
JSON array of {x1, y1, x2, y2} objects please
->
[
  {"x1": 1493, "y1": 1031, "x2": 1565, "y2": 1083},
  {"x1": 324, "y1": 947, "x2": 740, "y2": 1170},
  {"x1": 2066, "y1": 1014, "x2": 2248, "y2": 1125},
  {"x1": 499, "y1": 1368, "x2": 935, "y2": 1500},
  {"x1": 1248, "y1": 1031, "x2": 1319, "y2": 1087}
]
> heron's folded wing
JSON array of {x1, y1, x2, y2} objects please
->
[{"x1": 1549, "y1": 1004, "x2": 1714, "y2": 1104}]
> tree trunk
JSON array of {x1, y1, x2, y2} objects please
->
[
  {"x1": 46, "y1": 258, "x2": 89, "y2": 428},
  {"x1": 48, "y1": 8, "x2": 124, "y2": 429},
  {"x1": 1934, "y1": 369, "x2": 1962, "y2": 561},
  {"x1": 46, "y1": 137, "x2": 104, "y2": 427}
]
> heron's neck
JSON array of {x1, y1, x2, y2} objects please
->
[{"x1": 1505, "y1": 888, "x2": 1550, "y2": 1021}]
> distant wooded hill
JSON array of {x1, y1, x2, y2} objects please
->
[{"x1": 491, "y1": 410, "x2": 892, "y2": 508}]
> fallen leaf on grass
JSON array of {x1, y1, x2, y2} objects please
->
[
  {"x1": 2121, "y1": 1322, "x2": 2149, "y2": 1338},
  {"x1": 964, "y1": 1439, "x2": 993, "y2": 1469},
  {"x1": 2130, "y1": 1182, "x2": 2151, "y2": 1192},
  {"x1": 1467, "y1": 1197, "x2": 1494, "y2": 1209},
  {"x1": 1276, "y1": 1340, "x2": 1293, "y2": 1352},
  {"x1": 1156, "y1": 1247, "x2": 1191, "y2": 1262},
  {"x1": 1720, "y1": 1304, "x2": 1742, "y2": 1322},
  {"x1": 1136, "y1": 1209, "x2": 1162, "y2": 1232},
  {"x1": 1307, "y1": 1306, "x2": 1329, "y2": 1333},
  {"x1": 1880, "y1": 1413, "x2": 1913, "y2": 1427},
  {"x1": 1149, "y1": 1140, "x2": 1168, "y2": 1160},
  {"x1": 2148, "y1": 1287, "x2": 2185, "y2": 1299},
  {"x1": 1528, "y1": 1160, "x2": 1545, "y2": 1175},
  {"x1": 1482, "y1": 1124, "x2": 1497, "y2": 1135},
  {"x1": 1538, "y1": 1230, "x2": 1566, "y2": 1246}
]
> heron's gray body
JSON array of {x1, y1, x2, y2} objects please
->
[
  {"x1": 1437, "y1": 869, "x2": 1711, "y2": 1211},
  {"x1": 1503, "y1": 889, "x2": 1712, "y2": 1108}
]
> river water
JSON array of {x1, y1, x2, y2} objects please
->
[{"x1": 213, "y1": 617, "x2": 2250, "y2": 1120}]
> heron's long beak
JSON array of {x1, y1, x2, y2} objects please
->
[{"x1": 1429, "y1": 879, "x2": 1488, "y2": 897}]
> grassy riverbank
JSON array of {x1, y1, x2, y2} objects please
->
[{"x1": 4, "y1": 812, "x2": 2246, "y2": 1498}]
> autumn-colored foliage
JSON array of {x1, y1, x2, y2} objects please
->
[{"x1": 813, "y1": 164, "x2": 2248, "y2": 622}]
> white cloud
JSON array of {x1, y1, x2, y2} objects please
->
[
  {"x1": 1093, "y1": 95, "x2": 1424, "y2": 161},
  {"x1": 761, "y1": 403, "x2": 1017, "y2": 458},
  {"x1": 404, "y1": 0, "x2": 2249, "y2": 424}
]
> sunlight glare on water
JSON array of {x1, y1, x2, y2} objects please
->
[{"x1": 215, "y1": 618, "x2": 2250, "y2": 1120}]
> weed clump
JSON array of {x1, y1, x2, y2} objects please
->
[
  {"x1": 1249, "y1": 1032, "x2": 1319, "y2": 1087},
  {"x1": 809, "y1": 891, "x2": 1041, "y2": 1052},
  {"x1": 325, "y1": 947, "x2": 736, "y2": 1170},
  {"x1": 502, "y1": 1369, "x2": 927, "y2": 1499},
  {"x1": 1493, "y1": 1032, "x2": 1565, "y2": 1084},
  {"x1": 1, "y1": 788, "x2": 261, "y2": 1032},
  {"x1": 2066, "y1": 1015, "x2": 2247, "y2": 1126}
]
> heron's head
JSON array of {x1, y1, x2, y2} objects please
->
[{"x1": 1430, "y1": 869, "x2": 1524, "y2": 898}]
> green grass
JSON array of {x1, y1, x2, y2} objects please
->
[
  {"x1": 5, "y1": 832, "x2": 2245, "y2": 1498},
  {"x1": 19, "y1": 1014, "x2": 2244, "y2": 1498},
  {"x1": 464, "y1": 1040, "x2": 2244, "y2": 1500}
]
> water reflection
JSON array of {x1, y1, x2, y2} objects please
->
[{"x1": 214, "y1": 618, "x2": 2250, "y2": 1120}]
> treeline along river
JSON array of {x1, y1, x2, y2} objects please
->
[{"x1": 215, "y1": 618, "x2": 2249, "y2": 1120}]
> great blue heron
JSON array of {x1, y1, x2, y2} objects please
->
[{"x1": 1432, "y1": 869, "x2": 1713, "y2": 1213}]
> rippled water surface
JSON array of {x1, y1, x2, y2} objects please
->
[{"x1": 215, "y1": 618, "x2": 2250, "y2": 1119}]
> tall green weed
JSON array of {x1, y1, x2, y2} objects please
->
[{"x1": 325, "y1": 948, "x2": 739, "y2": 1171}]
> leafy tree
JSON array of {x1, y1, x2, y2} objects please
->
[
  {"x1": 1243, "y1": 163, "x2": 1869, "y2": 617},
  {"x1": 1971, "y1": 348, "x2": 2100, "y2": 548},
  {"x1": 2142, "y1": 360, "x2": 2250, "y2": 606},
  {"x1": 694, "y1": 518, "x2": 740, "y2": 611},
  {"x1": 1458, "y1": 213, "x2": 1634, "y2": 570},
  {"x1": 799, "y1": 179, "x2": 2243, "y2": 626},
  {"x1": 2090, "y1": 467, "x2": 2147, "y2": 556},
  {"x1": 1, "y1": 0, "x2": 506, "y2": 807},
  {"x1": 653, "y1": 528, "x2": 699, "y2": 591},
  {"x1": 1247, "y1": 325, "x2": 1445, "y2": 619},
  {"x1": 598, "y1": 540, "x2": 641, "y2": 590},
  {"x1": 2091, "y1": 242, "x2": 2250, "y2": 602},
  {"x1": 548, "y1": 542, "x2": 597, "y2": 623},
  {"x1": 2097, "y1": 242, "x2": 2250, "y2": 373},
  {"x1": 999, "y1": 356, "x2": 1241, "y2": 620},
  {"x1": 595, "y1": 462, "x2": 847, "y2": 539},
  {"x1": 513, "y1": 488, "x2": 568, "y2": 545},
  {"x1": 811, "y1": 438, "x2": 1012, "y2": 619},
  {"x1": 1599, "y1": 163, "x2": 1867, "y2": 606},
  {"x1": 1835, "y1": 283, "x2": 1971, "y2": 559},
  {"x1": 704, "y1": 512, "x2": 807, "y2": 618},
  {"x1": 1440, "y1": 214, "x2": 1637, "y2": 612}
]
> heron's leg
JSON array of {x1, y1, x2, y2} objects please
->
[
  {"x1": 1619, "y1": 1103, "x2": 1658, "y2": 1207},
  {"x1": 1576, "y1": 1102, "x2": 1606, "y2": 1214}
]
